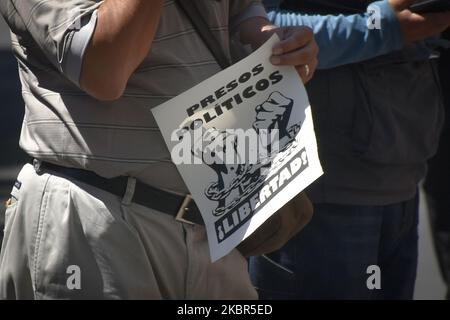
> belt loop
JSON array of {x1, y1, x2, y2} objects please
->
[
  {"x1": 122, "y1": 177, "x2": 136, "y2": 206},
  {"x1": 33, "y1": 159, "x2": 42, "y2": 174}
]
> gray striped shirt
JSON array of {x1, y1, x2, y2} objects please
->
[{"x1": 0, "y1": 0, "x2": 266, "y2": 193}]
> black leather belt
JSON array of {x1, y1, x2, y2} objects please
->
[{"x1": 34, "y1": 160, "x2": 204, "y2": 226}]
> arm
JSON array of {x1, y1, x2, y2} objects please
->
[
  {"x1": 267, "y1": 0, "x2": 450, "y2": 69},
  {"x1": 267, "y1": 0, "x2": 403, "y2": 69},
  {"x1": 1, "y1": 0, "x2": 164, "y2": 101},
  {"x1": 231, "y1": 3, "x2": 319, "y2": 83},
  {"x1": 80, "y1": 0, "x2": 164, "y2": 100}
]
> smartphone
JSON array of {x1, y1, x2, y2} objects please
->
[{"x1": 410, "y1": 0, "x2": 450, "y2": 13}]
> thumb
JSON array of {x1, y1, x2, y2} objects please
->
[{"x1": 389, "y1": 0, "x2": 417, "y2": 11}]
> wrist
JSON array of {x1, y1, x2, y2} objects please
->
[{"x1": 234, "y1": 16, "x2": 274, "y2": 50}]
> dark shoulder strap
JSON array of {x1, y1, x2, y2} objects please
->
[{"x1": 176, "y1": 0, "x2": 231, "y2": 69}]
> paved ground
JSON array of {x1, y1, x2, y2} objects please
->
[{"x1": 414, "y1": 188, "x2": 447, "y2": 299}]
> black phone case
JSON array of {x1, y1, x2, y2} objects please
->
[{"x1": 411, "y1": 0, "x2": 450, "y2": 13}]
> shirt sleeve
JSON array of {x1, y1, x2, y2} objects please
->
[
  {"x1": 229, "y1": 0, "x2": 268, "y2": 30},
  {"x1": 267, "y1": 0, "x2": 403, "y2": 69},
  {"x1": 63, "y1": 10, "x2": 98, "y2": 85},
  {"x1": 1, "y1": 0, "x2": 102, "y2": 85}
]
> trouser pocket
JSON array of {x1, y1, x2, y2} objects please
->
[
  {"x1": 4, "y1": 197, "x2": 18, "y2": 229},
  {"x1": 1, "y1": 179, "x2": 22, "y2": 249}
]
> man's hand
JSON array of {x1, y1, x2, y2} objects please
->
[
  {"x1": 233, "y1": 17, "x2": 318, "y2": 84},
  {"x1": 269, "y1": 26, "x2": 319, "y2": 83},
  {"x1": 389, "y1": 0, "x2": 450, "y2": 43}
]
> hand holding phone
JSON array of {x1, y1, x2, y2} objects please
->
[
  {"x1": 410, "y1": 0, "x2": 450, "y2": 14},
  {"x1": 389, "y1": 0, "x2": 450, "y2": 43}
]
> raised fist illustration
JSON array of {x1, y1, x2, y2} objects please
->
[
  {"x1": 194, "y1": 129, "x2": 248, "y2": 213},
  {"x1": 201, "y1": 129, "x2": 240, "y2": 170},
  {"x1": 253, "y1": 91, "x2": 294, "y2": 138}
]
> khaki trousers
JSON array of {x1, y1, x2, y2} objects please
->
[{"x1": 0, "y1": 164, "x2": 257, "y2": 300}]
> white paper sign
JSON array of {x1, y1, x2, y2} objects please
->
[{"x1": 152, "y1": 34, "x2": 323, "y2": 262}]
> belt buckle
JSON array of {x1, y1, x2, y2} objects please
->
[{"x1": 175, "y1": 194, "x2": 195, "y2": 225}]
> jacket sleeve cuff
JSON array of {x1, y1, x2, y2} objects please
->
[{"x1": 370, "y1": 0, "x2": 404, "y2": 52}]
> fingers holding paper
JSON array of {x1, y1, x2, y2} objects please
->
[{"x1": 270, "y1": 26, "x2": 319, "y2": 84}]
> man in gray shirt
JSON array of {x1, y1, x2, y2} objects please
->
[{"x1": 0, "y1": 0, "x2": 318, "y2": 299}]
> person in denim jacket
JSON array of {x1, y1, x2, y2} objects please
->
[{"x1": 250, "y1": 0, "x2": 450, "y2": 299}]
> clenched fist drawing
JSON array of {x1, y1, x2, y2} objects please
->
[{"x1": 253, "y1": 91, "x2": 294, "y2": 138}]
